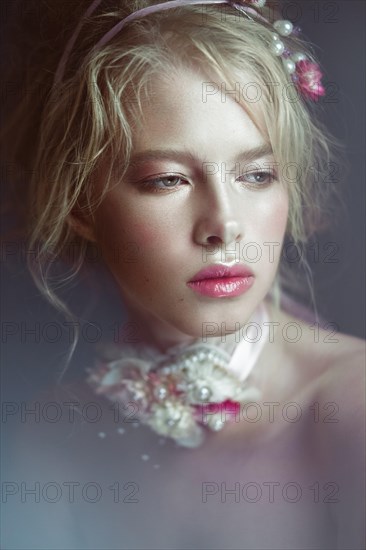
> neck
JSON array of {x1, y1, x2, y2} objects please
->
[
  {"x1": 121, "y1": 296, "x2": 198, "y2": 353},
  {"x1": 120, "y1": 294, "x2": 267, "y2": 356}
]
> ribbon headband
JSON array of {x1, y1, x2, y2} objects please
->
[{"x1": 53, "y1": 0, "x2": 325, "y2": 101}]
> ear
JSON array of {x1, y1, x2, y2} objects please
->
[{"x1": 66, "y1": 207, "x2": 97, "y2": 243}]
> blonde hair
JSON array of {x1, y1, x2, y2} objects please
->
[{"x1": 1, "y1": 0, "x2": 340, "y2": 374}]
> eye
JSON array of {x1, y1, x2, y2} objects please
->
[
  {"x1": 139, "y1": 174, "x2": 188, "y2": 192},
  {"x1": 238, "y1": 170, "x2": 277, "y2": 186}
]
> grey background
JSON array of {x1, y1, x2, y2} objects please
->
[
  {"x1": 285, "y1": 0, "x2": 365, "y2": 338},
  {"x1": 1, "y1": 0, "x2": 365, "y2": 400}
]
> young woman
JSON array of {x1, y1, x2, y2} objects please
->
[{"x1": 1, "y1": 1, "x2": 365, "y2": 548}]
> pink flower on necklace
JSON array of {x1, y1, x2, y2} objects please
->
[
  {"x1": 87, "y1": 346, "x2": 262, "y2": 447},
  {"x1": 295, "y1": 60, "x2": 326, "y2": 101},
  {"x1": 194, "y1": 399, "x2": 241, "y2": 431}
]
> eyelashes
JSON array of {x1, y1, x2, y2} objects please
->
[
  {"x1": 140, "y1": 174, "x2": 187, "y2": 192},
  {"x1": 137, "y1": 170, "x2": 278, "y2": 193},
  {"x1": 238, "y1": 170, "x2": 277, "y2": 186}
]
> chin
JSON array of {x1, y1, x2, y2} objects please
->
[{"x1": 163, "y1": 292, "x2": 268, "y2": 340}]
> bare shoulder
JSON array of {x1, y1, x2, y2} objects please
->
[
  {"x1": 265, "y1": 303, "x2": 365, "y2": 423},
  {"x1": 275, "y1": 306, "x2": 366, "y2": 449},
  {"x1": 268, "y1": 303, "x2": 365, "y2": 378},
  {"x1": 300, "y1": 320, "x2": 365, "y2": 407},
  {"x1": 303, "y1": 324, "x2": 366, "y2": 547},
  {"x1": 315, "y1": 331, "x2": 365, "y2": 435}
]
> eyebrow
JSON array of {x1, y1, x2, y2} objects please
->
[{"x1": 128, "y1": 144, "x2": 274, "y2": 168}]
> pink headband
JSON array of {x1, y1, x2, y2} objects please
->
[{"x1": 53, "y1": 0, "x2": 325, "y2": 101}]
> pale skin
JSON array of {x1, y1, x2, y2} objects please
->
[
  {"x1": 72, "y1": 66, "x2": 289, "y2": 349},
  {"x1": 15, "y1": 307, "x2": 363, "y2": 547},
  {"x1": 12, "y1": 66, "x2": 363, "y2": 548},
  {"x1": 70, "y1": 64, "x2": 364, "y2": 400},
  {"x1": 69, "y1": 63, "x2": 365, "y2": 448}
]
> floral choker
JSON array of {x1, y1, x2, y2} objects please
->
[{"x1": 87, "y1": 305, "x2": 269, "y2": 448}]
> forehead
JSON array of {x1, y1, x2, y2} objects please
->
[{"x1": 131, "y1": 66, "x2": 269, "y2": 159}]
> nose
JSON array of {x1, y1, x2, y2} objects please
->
[{"x1": 193, "y1": 178, "x2": 243, "y2": 248}]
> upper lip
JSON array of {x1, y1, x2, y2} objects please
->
[{"x1": 188, "y1": 264, "x2": 254, "y2": 283}]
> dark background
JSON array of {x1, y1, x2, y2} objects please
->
[
  {"x1": 1, "y1": 0, "x2": 365, "y2": 402},
  {"x1": 281, "y1": 0, "x2": 365, "y2": 338}
]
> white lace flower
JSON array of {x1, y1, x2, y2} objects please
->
[
  {"x1": 87, "y1": 327, "x2": 267, "y2": 447},
  {"x1": 146, "y1": 399, "x2": 198, "y2": 439},
  {"x1": 122, "y1": 379, "x2": 150, "y2": 407},
  {"x1": 184, "y1": 361, "x2": 248, "y2": 403},
  {"x1": 204, "y1": 411, "x2": 226, "y2": 432}
]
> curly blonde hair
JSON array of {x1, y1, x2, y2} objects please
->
[{"x1": 1, "y1": 0, "x2": 340, "y2": 373}]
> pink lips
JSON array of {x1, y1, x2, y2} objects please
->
[{"x1": 187, "y1": 264, "x2": 254, "y2": 298}]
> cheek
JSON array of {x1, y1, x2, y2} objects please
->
[
  {"x1": 269, "y1": 200, "x2": 289, "y2": 235},
  {"x1": 128, "y1": 222, "x2": 167, "y2": 248},
  {"x1": 95, "y1": 199, "x2": 166, "y2": 257},
  {"x1": 247, "y1": 192, "x2": 288, "y2": 270},
  {"x1": 256, "y1": 190, "x2": 289, "y2": 238},
  {"x1": 96, "y1": 214, "x2": 180, "y2": 288}
]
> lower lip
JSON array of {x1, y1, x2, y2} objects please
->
[{"x1": 187, "y1": 276, "x2": 254, "y2": 298}]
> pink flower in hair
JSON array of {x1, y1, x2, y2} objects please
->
[{"x1": 295, "y1": 60, "x2": 326, "y2": 101}]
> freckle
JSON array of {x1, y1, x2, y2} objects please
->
[
  {"x1": 178, "y1": 298, "x2": 184, "y2": 302},
  {"x1": 144, "y1": 277, "x2": 150, "y2": 282}
]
